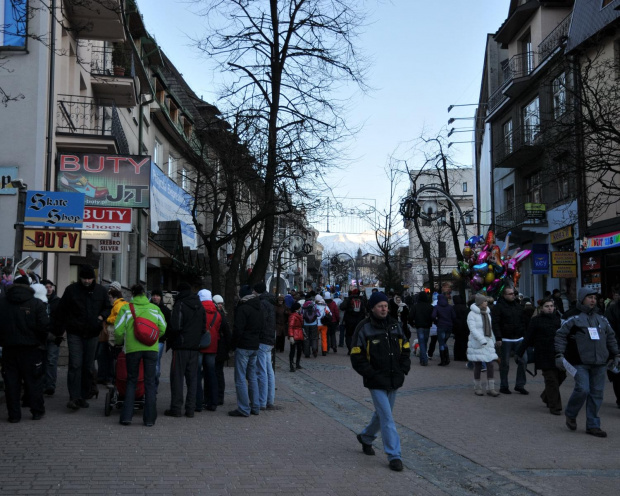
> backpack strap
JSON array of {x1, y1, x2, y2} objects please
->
[
  {"x1": 207, "y1": 312, "x2": 218, "y2": 332},
  {"x1": 129, "y1": 303, "x2": 137, "y2": 321}
]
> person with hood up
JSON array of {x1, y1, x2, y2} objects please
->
[
  {"x1": 467, "y1": 294, "x2": 499, "y2": 397},
  {"x1": 315, "y1": 294, "x2": 332, "y2": 356},
  {"x1": 288, "y1": 302, "x2": 304, "y2": 372},
  {"x1": 0, "y1": 275, "x2": 50, "y2": 422},
  {"x1": 431, "y1": 294, "x2": 457, "y2": 366},
  {"x1": 229, "y1": 285, "x2": 264, "y2": 417},
  {"x1": 164, "y1": 282, "x2": 206, "y2": 418},
  {"x1": 556, "y1": 287, "x2": 620, "y2": 437},
  {"x1": 196, "y1": 289, "x2": 221, "y2": 412},
  {"x1": 340, "y1": 288, "x2": 365, "y2": 354}
]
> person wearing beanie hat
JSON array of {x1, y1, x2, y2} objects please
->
[
  {"x1": 324, "y1": 291, "x2": 340, "y2": 354},
  {"x1": 198, "y1": 289, "x2": 213, "y2": 302},
  {"x1": 350, "y1": 288, "x2": 411, "y2": 472},
  {"x1": 213, "y1": 294, "x2": 224, "y2": 305},
  {"x1": 555, "y1": 287, "x2": 620, "y2": 437},
  {"x1": 149, "y1": 289, "x2": 171, "y2": 394},
  {"x1": 287, "y1": 301, "x2": 304, "y2": 372},
  {"x1": 42, "y1": 279, "x2": 62, "y2": 396},
  {"x1": 55, "y1": 263, "x2": 110, "y2": 411},
  {"x1": 196, "y1": 288, "x2": 222, "y2": 412},
  {"x1": 212, "y1": 294, "x2": 231, "y2": 406},
  {"x1": 109, "y1": 281, "x2": 122, "y2": 292},
  {"x1": 239, "y1": 285, "x2": 252, "y2": 298},
  {"x1": 367, "y1": 291, "x2": 389, "y2": 311},
  {"x1": 315, "y1": 295, "x2": 331, "y2": 356},
  {"x1": 467, "y1": 294, "x2": 499, "y2": 397}
]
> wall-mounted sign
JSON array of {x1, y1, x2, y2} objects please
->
[
  {"x1": 581, "y1": 231, "x2": 620, "y2": 253},
  {"x1": 532, "y1": 254, "x2": 549, "y2": 275},
  {"x1": 550, "y1": 225, "x2": 573, "y2": 244},
  {"x1": 0, "y1": 167, "x2": 18, "y2": 195},
  {"x1": 83, "y1": 207, "x2": 132, "y2": 231},
  {"x1": 551, "y1": 251, "x2": 577, "y2": 265},
  {"x1": 24, "y1": 191, "x2": 84, "y2": 228},
  {"x1": 23, "y1": 229, "x2": 81, "y2": 253},
  {"x1": 98, "y1": 232, "x2": 122, "y2": 253},
  {"x1": 525, "y1": 203, "x2": 546, "y2": 219},
  {"x1": 56, "y1": 153, "x2": 151, "y2": 208},
  {"x1": 581, "y1": 255, "x2": 601, "y2": 272},
  {"x1": 82, "y1": 231, "x2": 112, "y2": 240},
  {"x1": 552, "y1": 264, "x2": 577, "y2": 278}
]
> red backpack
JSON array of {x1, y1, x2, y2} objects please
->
[{"x1": 129, "y1": 304, "x2": 160, "y2": 346}]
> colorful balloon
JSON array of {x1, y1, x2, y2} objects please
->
[
  {"x1": 486, "y1": 230, "x2": 495, "y2": 246},
  {"x1": 476, "y1": 251, "x2": 490, "y2": 264}
]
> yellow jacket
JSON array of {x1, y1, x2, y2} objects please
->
[{"x1": 107, "y1": 297, "x2": 128, "y2": 325}]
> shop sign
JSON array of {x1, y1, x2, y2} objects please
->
[
  {"x1": 56, "y1": 153, "x2": 151, "y2": 208},
  {"x1": 532, "y1": 253, "x2": 549, "y2": 274},
  {"x1": 580, "y1": 231, "x2": 620, "y2": 253},
  {"x1": 82, "y1": 231, "x2": 112, "y2": 240},
  {"x1": 0, "y1": 167, "x2": 18, "y2": 195},
  {"x1": 24, "y1": 191, "x2": 84, "y2": 228},
  {"x1": 581, "y1": 255, "x2": 601, "y2": 272},
  {"x1": 551, "y1": 252, "x2": 577, "y2": 265},
  {"x1": 98, "y1": 232, "x2": 122, "y2": 253},
  {"x1": 82, "y1": 207, "x2": 132, "y2": 231},
  {"x1": 525, "y1": 203, "x2": 546, "y2": 219},
  {"x1": 550, "y1": 225, "x2": 573, "y2": 244},
  {"x1": 552, "y1": 264, "x2": 577, "y2": 278},
  {"x1": 23, "y1": 229, "x2": 81, "y2": 253}
]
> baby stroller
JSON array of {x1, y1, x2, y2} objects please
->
[{"x1": 104, "y1": 349, "x2": 145, "y2": 416}]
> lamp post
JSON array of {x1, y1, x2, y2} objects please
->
[
  {"x1": 11, "y1": 179, "x2": 28, "y2": 267},
  {"x1": 447, "y1": 103, "x2": 485, "y2": 113},
  {"x1": 271, "y1": 231, "x2": 307, "y2": 294}
]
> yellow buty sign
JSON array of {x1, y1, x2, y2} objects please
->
[{"x1": 23, "y1": 229, "x2": 81, "y2": 253}]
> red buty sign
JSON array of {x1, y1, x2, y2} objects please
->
[
  {"x1": 23, "y1": 229, "x2": 81, "y2": 253},
  {"x1": 98, "y1": 232, "x2": 122, "y2": 253},
  {"x1": 83, "y1": 207, "x2": 132, "y2": 231}
]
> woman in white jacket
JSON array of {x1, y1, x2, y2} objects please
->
[{"x1": 467, "y1": 294, "x2": 500, "y2": 397}]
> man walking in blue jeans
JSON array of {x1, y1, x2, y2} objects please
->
[
  {"x1": 229, "y1": 285, "x2": 264, "y2": 417},
  {"x1": 253, "y1": 282, "x2": 276, "y2": 410},
  {"x1": 556, "y1": 287, "x2": 619, "y2": 437},
  {"x1": 351, "y1": 292, "x2": 411, "y2": 471}
]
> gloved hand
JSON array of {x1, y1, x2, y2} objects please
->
[
  {"x1": 607, "y1": 355, "x2": 620, "y2": 372},
  {"x1": 289, "y1": 336, "x2": 295, "y2": 345},
  {"x1": 555, "y1": 354, "x2": 566, "y2": 371}
]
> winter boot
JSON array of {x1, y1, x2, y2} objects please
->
[
  {"x1": 438, "y1": 349, "x2": 447, "y2": 366},
  {"x1": 289, "y1": 359, "x2": 295, "y2": 372},
  {"x1": 486, "y1": 379, "x2": 500, "y2": 397},
  {"x1": 444, "y1": 348, "x2": 450, "y2": 366},
  {"x1": 474, "y1": 380, "x2": 484, "y2": 396}
]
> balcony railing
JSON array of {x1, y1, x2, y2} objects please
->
[
  {"x1": 56, "y1": 95, "x2": 129, "y2": 154},
  {"x1": 90, "y1": 43, "x2": 135, "y2": 78},
  {"x1": 496, "y1": 202, "x2": 547, "y2": 232},
  {"x1": 494, "y1": 123, "x2": 541, "y2": 166},
  {"x1": 538, "y1": 13, "x2": 571, "y2": 62},
  {"x1": 503, "y1": 51, "x2": 535, "y2": 82}
]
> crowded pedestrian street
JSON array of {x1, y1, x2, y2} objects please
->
[{"x1": 1, "y1": 342, "x2": 618, "y2": 496}]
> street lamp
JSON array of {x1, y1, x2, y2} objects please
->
[
  {"x1": 447, "y1": 103, "x2": 485, "y2": 113},
  {"x1": 447, "y1": 117, "x2": 475, "y2": 125},
  {"x1": 448, "y1": 127, "x2": 474, "y2": 137},
  {"x1": 447, "y1": 141, "x2": 475, "y2": 148}
]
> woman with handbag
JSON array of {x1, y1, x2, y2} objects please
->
[
  {"x1": 114, "y1": 284, "x2": 167, "y2": 426},
  {"x1": 196, "y1": 289, "x2": 221, "y2": 412},
  {"x1": 98, "y1": 283, "x2": 126, "y2": 386}
]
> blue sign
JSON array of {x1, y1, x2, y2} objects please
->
[
  {"x1": 532, "y1": 243, "x2": 549, "y2": 275},
  {"x1": 24, "y1": 191, "x2": 85, "y2": 228}
]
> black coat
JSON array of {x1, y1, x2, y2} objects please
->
[
  {"x1": 518, "y1": 312, "x2": 561, "y2": 371},
  {"x1": 232, "y1": 296, "x2": 264, "y2": 351},
  {"x1": 491, "y1": 298, "x2": 525, "y2": 340},
  {"x1": 167, "y1": 290, "x2": 206, "y2": 351},
  {"x1": 152, "y1": 299, "x2": 172, "y2": 343},
  {"x1": 409, "y1": 301, "x2": 434, "y2": 328},
  {"x1": 257, "y1": 292, "x2": 276, "y2": 345},
  {"x1": 216, "y1": 313, "x2": 232, "y2": 362},
  {"x1": 0, "y1": 285, "x2": 49, "y2": 348},
  {"x1": 55, "y1": 281, "x2": 111, "y2": 338}
]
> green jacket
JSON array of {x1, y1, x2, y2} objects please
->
[{"x1": 114, "y1": 294, "x2": 167, "y2": 353}]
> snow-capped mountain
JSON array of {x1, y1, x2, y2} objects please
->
[{"x1": 317, "y1": 230, "x2": 407, "y2": 256}]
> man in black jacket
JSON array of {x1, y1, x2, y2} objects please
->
[
  {"x1": 164, "y1": 282, "x2": 206, "y2": 418},
  {"x1": 492, "y1": 286, "x2": 527, "y2": 395},
  {"x1": 409, "y1": 292, "x2": 434, "y2": 365},
  {"x1": 229, "y1": 285, "x2": 264, "y2": 417},
  {"x1": 42, "y1": 280, "x2": 62, "y2": 396},
  {"x1": 55, "y1": 265, "x2": 110, "y2": 411},
  {"x1": 0, "y1": 275, "x2": 50, "y2": 422},
  {"x1": 351, "y1": 292, "x2": 411, "y2": 472}
]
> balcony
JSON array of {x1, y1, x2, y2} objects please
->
[
  {"x1": 493, "y1": 124, "x2": 543, "y2": 169},
  {"x1": 56, "y1": 95, "x2": 129, "y2": 154},
  {"x1": 63, "y1": 0, "x2": 125, "y2": 41},
  {"x1": 495, "y1": 202, "x2": 547, "y2": 234},
  {"x1": 90, "y1": 43, "x2": 138, "y2": 107}
]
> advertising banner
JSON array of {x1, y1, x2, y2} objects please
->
[
  {"x1": 0, "y1": 167, "x2": 18, "y2": 195},
  {"x1": 56, "y1": 153, "x2": 151, "y2": 208},
  {"x1": 98, "y1": 232, "x2": 122, "y2": 253},
  {"x1": 550, "y1": 225, "x2": 573, "y2": 244},
  {"x1": 532, "y1": 244, "x2": 549, "y2": 275},
  {"x1": 580, "y1": 231, "x2": 620, "y2": 253},
  {"x1": 581, "y1": 255, "x2": 601, "y2": 272},
  {"x1": 24, "y1": 191, "x2": 84, "y2": 228},
  {"x1": 23, "y1": 229, "x2": 81, "y2": 253},
  {"x1": 83, "y1": 207, "x2": 132, "y2": 231},
  {"x1": 150, "y1": 164, "x2": 197, "y2": 249},
  {"x1": 552, "y1": 265, "x2": 577, "y2": 278},
  {"x1": 551, "y1": 251, "x2": 577, "y2": 265}
]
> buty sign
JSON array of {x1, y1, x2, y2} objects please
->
[
  {"x1": 23, "y1": 229, "x2": 81, "y2": 253},
  {"x1": 83, "y1": 207, "x2": 132, "y2": 231},
  {"x1": 24, "y1": 191, "x2": 84, "y2": 228},
  {"x1": 57, "y1": 153, "x2": 151, "y2": 208}
]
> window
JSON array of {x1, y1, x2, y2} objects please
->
[
  {"x1": 462, "y1": 182, "x2": 468, "y2": 193},
  {"x1": 552, "y1": 73, "x2": 566, "y2": 118},
  {"x1": 1, "y1": 0, "x2": 27, "y2": 48},
  {"x1": 520, "y1": 32, "x2": 534, "y2": 74},
  {"x1": 465, "y1": 213, "x2": 474, "y2": 225},
  {"x1": 505, "y1": 185, "x2": 515, "y2": 211},
  {"x1": 522, "y1": 97, "x2": 540, "y2": 144},
  {"x1": 180, "y1": 167, "x2": 188, "y2": 191},
  {"x1": 153, "y1": 138, "x2": 163, "y2": 167},
  {"x1": 421, "y1": 241, "x2": 431, "y2": 256},
  {"x1": 439, "y1": 241, "x2": 447, "y2": 258},
  {"x1": 526, "y1": 171, "x2": 543, "y2": 204},
  {"x1": 503, "y1": 120, "x2": 513, "y2": 154},
  {"x1": 167, "y1": 155, "x2": 177, "y2": 178}
]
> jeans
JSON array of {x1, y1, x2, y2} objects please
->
[
  {"x1": 196, "y1": 353, "x2": 218, "y2": 409},
  {"x1": 44, "y1": 340, "x2": 60, "y2": 391},
  {"x1": 304, "y1": 325, "x2": 318, "y2": 357},
  {"x1": 416, "y1": 328, "x2": 430, "y2": 364},
  {"x1": 67, "y1": 334, "x2": 98, "y2": 401},
  {"x1": 155, "y1": 342, "x2": 165, "y2": 391},
  {"x1": 565, "y1": 364, "x2": 606, "y2": 429},
  {"x1": 499, "y1": 340, "x2": 526, "y2": 390},
  {"x1": 234, "y1": 348, "x2": 259, "y2": 416},
  {"x1": 437, "y1": 327, "x2": 452, "y2": 352},
  {"x1": 256, "y1": 344, "x2": 275, "y2": 408},
  {"x1": 359, "y1": 389, "x2": 401, "y2": 461},
  {"x1": 120, "y1": 351, "x2": 157, "y2": 425}
]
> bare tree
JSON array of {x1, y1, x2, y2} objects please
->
[{"x1": 191, "y1": 0, "x2": 368, "y2": 283}]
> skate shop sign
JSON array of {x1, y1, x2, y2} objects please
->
[
  {"x1": 83, "y1": 207, "x2": 132, "y2": 231},
  {"x1": 56, "y1": 153, "x2": 151, "y2": 208},
  {"x1": 23, "y1": 229, "x2": 81, "y2": 253},
  {"x1": 24, "y1": 191, "x2": 84, "y2": 228},
  {"x1": 98, "y1": 232, "x2": 122, "y2": 253}
]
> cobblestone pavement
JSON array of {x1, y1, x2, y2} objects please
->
[{"x1": 1, "y1": 343, "x2": 620, "y2": 495}]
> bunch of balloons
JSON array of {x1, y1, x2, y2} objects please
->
[{"x1": 451, "y1": 230, "x2": 531, "y2": 297}]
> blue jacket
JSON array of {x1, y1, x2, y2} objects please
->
[{"x1": 431, "y1": 295, "x2": 456, "y2": 329}]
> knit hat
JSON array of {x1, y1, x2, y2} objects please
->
[
  {"x1": 315, "y1": 295, "x2": 325, "y2": 305},
  {"x1": 79, "y1": 264, "x2": 96, "y2": 279},
  {"x1": 213, "y1": 294, "x2": 224, "y2": 305},
  {"x1": 291, "y1": 302, "x2": 301, "y2": 312},
  {"x1": 367, "y1": 291, "x2": 389, "y2": 310},
  {"x1": 578, "y1": 287, "x2": 597, "y2": 304},
  {"x1": 253, "y1": 282, "x2": 267, "y2": 294},
  {"x1": 198, "y1": 289, "x2": 212, "y2": 301},
  {"x1": 151, "y1": 288, "x2": 163, "y2": 298},
  {"x1": 324, "y1": 291, "x2": 332, "y2": 300},
  {"x1": 474, "y1": 293, "x2": 487, "y2": 307},
  {"x1": 42, "y1": 279, "x2": 55, "y2": 287},
  {"x1": 13, "y1": 275, "x2": 31, "y2": 286},
  {"x1": 109, "y1": 281, "x2": 121, "y2": 292},
  {"x1": 240, "y1": 285, "x2": 253, "y2": 298}
]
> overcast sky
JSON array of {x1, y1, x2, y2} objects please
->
[{"x1": 138, "y1": 1, "x2": 508, "y2": 234}]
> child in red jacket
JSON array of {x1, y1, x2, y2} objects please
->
[{"x1": 288, "y1": 302, "x2": 304, "y2": 372}]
